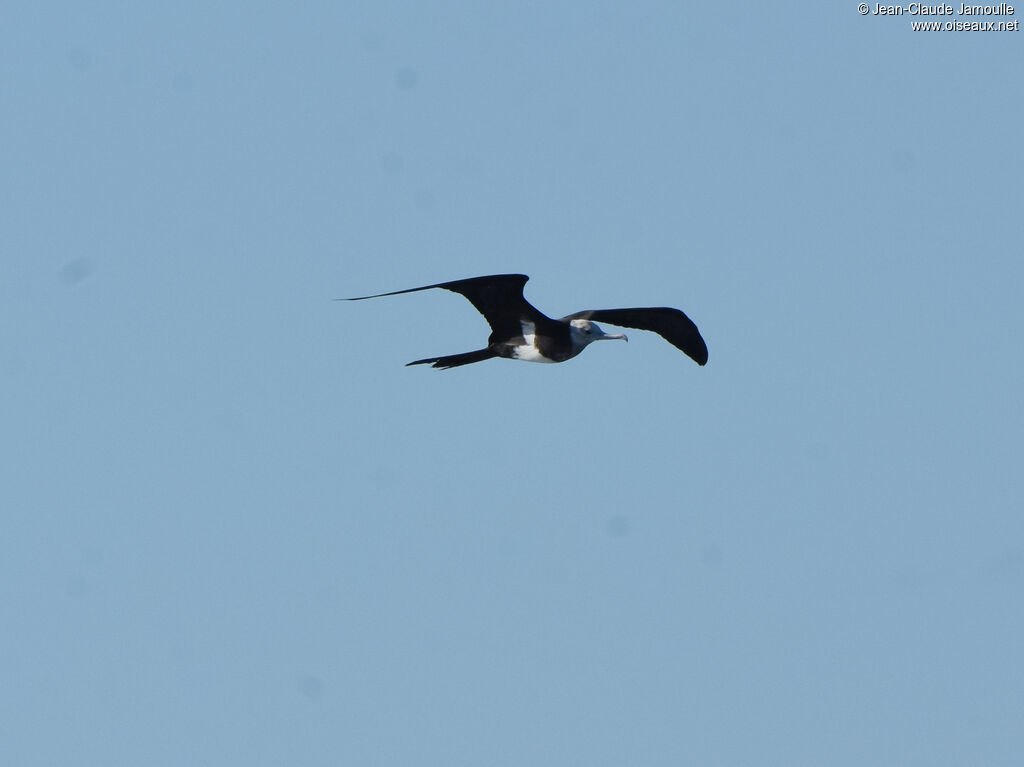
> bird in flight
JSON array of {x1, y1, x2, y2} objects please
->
[{"x1": 345, "y1": 273, "x2": 708, "y2": 369}]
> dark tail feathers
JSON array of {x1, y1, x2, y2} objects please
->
[{"x1": 406, "y1": 348, "x2": 497, "y2": 370}]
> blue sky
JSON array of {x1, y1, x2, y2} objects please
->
[{"x1": 3, "y1": 3, "x2": 1022, "y2": 765}]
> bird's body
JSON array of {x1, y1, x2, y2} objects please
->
[{"x1": 345, "y1": 273, "x2": 708, "y2": 369}]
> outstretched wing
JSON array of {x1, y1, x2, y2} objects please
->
[
  {"x1": 347, "y1": 274, "x2": 551, "y2": 338},
  {"x1": 563, "y1": 307, "x2": 708, "y2": 365}
]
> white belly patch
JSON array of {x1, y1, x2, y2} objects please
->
[
  {"x1": 512, "y1": 344, "x2": 555, "y2": 363},
  {"x1": 511, "y1": 320, "x2": 556, "y2": 363}
]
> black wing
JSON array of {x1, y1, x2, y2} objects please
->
[
  {"x1": 563, "y1": 307, "x2": 708, "y2": 366},
  {"x1": 347, "y1": 274, "x2": 553, "y2": 339}
]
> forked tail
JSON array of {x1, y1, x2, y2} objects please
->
[{"x1": 406, "y1": 348, "x2": 497, "y2": 370}]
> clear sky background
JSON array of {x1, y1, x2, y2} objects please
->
[{"x1": 3, "y1": 3, "x2": 1022, "y2": 765}]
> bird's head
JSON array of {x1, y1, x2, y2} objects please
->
[{"x1": 568, "y1": 319, "x2": 628, "y2": 347}]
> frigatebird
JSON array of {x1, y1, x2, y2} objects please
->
[{"x1": 346, "y1": 273, "x2": 708, "y2": 369}]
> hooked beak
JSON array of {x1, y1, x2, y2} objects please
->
[{"x1": 601, "y1": 332, "x2": 628, "y2": 342}]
